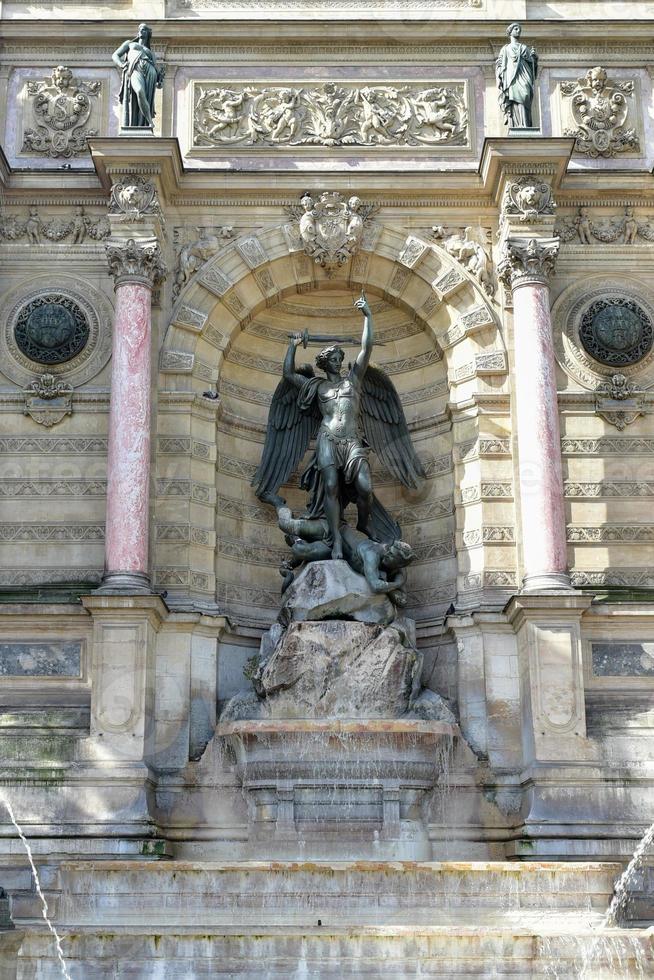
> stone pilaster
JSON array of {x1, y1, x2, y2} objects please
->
[
  {"x1": 99, "y1": 237, "x2": 166, "y2": 594},
  {"x1": 499, "y1": 236, "x2": 571, "y2": 592}
]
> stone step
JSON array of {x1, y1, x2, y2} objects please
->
[
  {"x1": 15, "y1": 925, "x2": 654, "y2": 979},
  {"x1": 50, "y1": 860, "x2": 623, "y2": 929}
]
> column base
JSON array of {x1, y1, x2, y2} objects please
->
[
  {"x1": 95, "y1": 571, "x2": 153, "y2": 595},
  {"x1": 521, "y1": 571, "x2": 573, "y2": 593}
]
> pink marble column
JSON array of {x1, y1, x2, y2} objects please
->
[
  {"x1": 500, "y1": 237, "x2": 572, "y2": 592},
  {"x1": 99, "y1": 238, "x2": 166, "y2": 593}
]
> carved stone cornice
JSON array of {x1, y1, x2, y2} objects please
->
[
  {"x1": 498, "y1": 237, "x2": 559, "y2": 290},
  {"x1": 106, "y1": 238, "x2": 167, "y2": 288}
]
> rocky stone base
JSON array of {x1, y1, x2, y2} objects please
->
[
  {"x1": 222, "y1": 617, "x2": 454, "y2": 723},
  {"x1": 264, "y1": 619, "x2": 418, "y2": 719}
]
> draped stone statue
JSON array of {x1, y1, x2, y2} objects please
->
[
  {"x1": 495, "y1": 22, "x2": 539, "y2": 129},
  {"x1": 112, "y1": 23, "x2": 164, "y2": 129}
]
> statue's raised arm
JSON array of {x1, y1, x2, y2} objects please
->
[{"x1": 353, "y1": 291, "x2": 373, "y2": 378}]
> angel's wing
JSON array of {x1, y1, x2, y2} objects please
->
[
  {"x1": 360, "y1": 365, "x2": 426, "y2": 490},
  {"x1": 251, "y1": 367, "x2": 320, "y2": 500}
]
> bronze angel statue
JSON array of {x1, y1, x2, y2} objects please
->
[{"x1": 252, "y1": 293, "x2": 425, "y2": 601}]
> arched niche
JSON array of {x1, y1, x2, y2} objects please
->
[{"x1": 155, "y1": 224, "x2": 507, "y2": 625}]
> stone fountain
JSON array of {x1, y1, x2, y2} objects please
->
[{"x1": 219, "y1": 561, "x2": 458, "y2": 861}]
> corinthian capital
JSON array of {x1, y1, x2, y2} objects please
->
[
  {"x1": 106, "y1": 237, "x2": 167, "y2": 288},
  {"x1": 498, "y1": 236, "x2": 559, "y2": 290}
]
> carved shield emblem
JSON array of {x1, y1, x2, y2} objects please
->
[{"x1": 285, "y1": 191, "x2": 377, "y2": 276}]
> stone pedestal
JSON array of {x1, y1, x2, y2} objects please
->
[
  {"x1": 507, "y1": 594, "x2": 593, "y2": 765},
  {"x1": 77, "y1": 594, "x2": 168, "y2": 837}
]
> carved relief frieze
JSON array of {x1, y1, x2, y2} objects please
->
[
  {"x1": 462, "y1": 526, "x2": 515, "y2": 546},
  {"x1": 0, "y1": 568, "x2": 101, "y2": 588},
  {"x1": 571, "y1": 568, "x2": 654, "y2": 589},
  {"x1": 556, "y1": 207, "x2": 653, "y2": 245},
  {"x1": 0, "y1": 524, "x2": 104, "y2": 542},
  {"x1": 568, "y1": 524, "x2": 654, "y2": 543},
  {"x1": 193, "y1": 81, "x2": 469, "y2": 149},
  {"x1": 0, "y1": 478, "x2": 106, "y2": 497},
  {"x1": 0, "y1": 208, "x2": 110, "y2": 244},
  {"x1": 22, "y1": 66, "x2": 101, "y2": 158},
  {"x1": 562, "y1": 436, "x2": 654, "y2": 456},
  {"x1": 564, "y1": 480, "x2": 654, "y2": 498},
  {"x1": 560, "y1": 67, "x2": 640, "y2": 158}
]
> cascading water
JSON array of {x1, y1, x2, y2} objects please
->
[
  {"x1": 603, "y1": 822, "x2": 654, "y2": 928},
  {"x1": 0, "y1": 793, "x2": 72, "y2": 980},
  {"x1": 576, "y1": 821, "x2": 654, "y2": 980}
]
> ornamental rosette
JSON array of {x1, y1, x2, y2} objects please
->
[
  {"x1": 106, "y1": 238, "x2": 167, "y2": 287},
  {"x1": 498, "y1": 236, "x2": 559, "y2": 289}
]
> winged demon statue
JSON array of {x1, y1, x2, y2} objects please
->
[{"x1": 252, "y1": 293, "x2": 426, "y2": 604}]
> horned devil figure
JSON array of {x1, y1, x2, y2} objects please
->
[{"x1": 252, "y1": 292, "x2": 425, "y2": 602}]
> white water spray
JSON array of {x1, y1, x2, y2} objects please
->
[
  {"x1": 602, "y1": 822, "x2": 654, "y2": 929},
  {"x1": 0, "y1": 793, "x2": 72, "y2": 980},
  {"x1": 578, "y1": 821, "x2": 654, "y2": 980}
]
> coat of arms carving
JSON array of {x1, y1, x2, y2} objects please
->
[
  {"x1": 284, "y1": 192, "x2": 377, "y2": 276},
  {"x1": 561, "y1": 67, "x2": 639, "y2": 159},
  {"x1": 22, "y1": 66, "x2": 101, "y2": 159}
]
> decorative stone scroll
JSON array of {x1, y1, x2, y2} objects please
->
[
  {"x1": 193, "y1": 81, "x2": 468, "y2": 148},
  {"x1": 22, "y1": 374, "x2": 73, "y2": 427},
  {"x1": 0, "y1": 208, "x2": 110, "y2": 244},
  {"x1": 22, "y1": 66, "x2": 100, "y2": 158},
  {"x1": 595, "y1": 374, "x2": 644, "y2": 430},
  {"x1": 555, "y1": 207, "x2": 652, "y2": 246},
  {"x1": 561, "y1": 67, "x2": 639, "y2": 159}
]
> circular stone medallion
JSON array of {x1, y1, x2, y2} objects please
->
[
  {"x1": 14, "y1": 295, "x2": 90, "y2": 365},
  {"x1": 579, "y1": 298, "x2": 653, "y2": 367}
]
